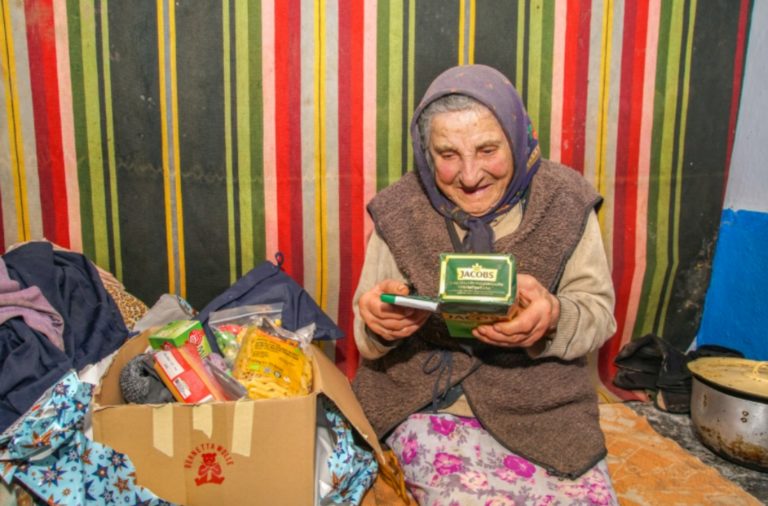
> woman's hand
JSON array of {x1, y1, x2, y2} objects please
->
[
  {"x1": 358, "y1": 280, "x2": 431, "y2": 342},
  {"x1": 472, "y1": 274, "x2": 560, "y2": 348}
]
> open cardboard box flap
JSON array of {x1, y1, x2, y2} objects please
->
[{"x1": 92, "y1": 330, "x2": 385, "y2": 505}]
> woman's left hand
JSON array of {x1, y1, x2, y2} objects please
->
[{"x1": 472, "y1": 274, "x2": 560, "y2": 348}]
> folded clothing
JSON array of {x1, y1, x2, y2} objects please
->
[{"x1": 0, "y1": 242, "x2": 129, "y2": 432}]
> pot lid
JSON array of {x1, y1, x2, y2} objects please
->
[{"x1": 688, "y1": 357, "x2": 768, "y2": 400}]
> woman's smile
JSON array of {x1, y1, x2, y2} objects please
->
[{"x1": 428, "y1": 107, "x2": 515, "y2": 216}]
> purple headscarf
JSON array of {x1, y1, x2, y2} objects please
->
[{"x1": 410, "y1": 64, "x2": 541, "y2": 253}]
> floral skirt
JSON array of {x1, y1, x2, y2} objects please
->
[{"x1": 385, "y1": 413, "x2": 618, "y2": 506}]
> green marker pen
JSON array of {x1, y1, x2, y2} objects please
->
[{"x1": 380, "y1": 294, "x2": 440, "y2": 312}]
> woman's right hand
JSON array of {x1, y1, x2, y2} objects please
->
[{"x1": 358, "y1": 279, "x2": 431, "y2": 342}]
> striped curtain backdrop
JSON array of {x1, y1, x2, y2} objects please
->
[{"x1": 1, "y1": 0, "x2": 752, "y2": 391}]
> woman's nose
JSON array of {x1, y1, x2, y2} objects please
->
[{"x1": 459, "y1": 158, "x2": 482, "y2": 186}]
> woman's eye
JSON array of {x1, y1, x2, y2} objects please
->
[{"x1": 440, "y1": 152, "x2": 456, "y2": 160}]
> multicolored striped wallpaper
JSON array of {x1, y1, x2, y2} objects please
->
[{"x1": 1, "y1": 0, "x2": 753, "y2": 391}]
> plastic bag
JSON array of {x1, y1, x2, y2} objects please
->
[
  {"x1": 197, "y1": 253, "x2": 344, "y2": 359},
  {"x1": 208, "y1": 303, "x2": 283, "y2": 366},
  {"x1": 231, "y1": 319, "x2": 314, "y2": 399}
]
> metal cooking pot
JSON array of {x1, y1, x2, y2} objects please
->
[{"x1": 688, "y1": 357, "x2": 768, "y2": 472}]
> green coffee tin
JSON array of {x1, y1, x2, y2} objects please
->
[{"x1": 438, "y1": 253, "x2": 517, "y2": 337}]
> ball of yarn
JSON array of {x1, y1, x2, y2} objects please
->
[{"x1": 119, "y1": 353, "x2": 175, "y2": 404}]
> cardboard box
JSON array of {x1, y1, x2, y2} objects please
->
[{"x1": 92, "y1": 331, "x2": 384, "y2": 505}]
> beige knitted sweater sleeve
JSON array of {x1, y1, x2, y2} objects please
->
[{"x1": 353, "y1": 204, "x2": 617, "y2": 362}]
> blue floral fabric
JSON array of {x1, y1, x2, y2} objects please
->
[
  {"x1": 320, "y1": 399, "x2": 378, "y2": 505},
  {"x1": 0, "y1": 371, "x2": 173, "y2": 505}
]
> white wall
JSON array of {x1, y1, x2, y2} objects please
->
[{"x1": 724, "y1": 0, "x2": 768, "y2": 213}]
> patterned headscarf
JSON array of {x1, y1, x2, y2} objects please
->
[{"x1": 410, "y1": 64, "x2": 541, "y2": 253}]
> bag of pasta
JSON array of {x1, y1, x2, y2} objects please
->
[
  {"x1": 232, "y1": 319, "x2": 314, "y2": 399},
  {"x1": 208, "y1": 303, "x2": 284, "y2": 368}
]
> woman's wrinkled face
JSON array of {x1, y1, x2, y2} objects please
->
[{"x1": 427, "y1": 106, "x2": 514, "y2": 216}]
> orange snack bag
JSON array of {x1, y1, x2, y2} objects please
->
[{"x1": 154, "y1": 341, "x2": 226, "y2": 403}]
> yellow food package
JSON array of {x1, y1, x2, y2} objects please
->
[{"x1": 232, "y1": 324, "x2": 313, "y2": 399}]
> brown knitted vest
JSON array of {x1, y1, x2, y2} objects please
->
[{"x1": 352, "y1": 160, "x2": 607, "y2": 478}]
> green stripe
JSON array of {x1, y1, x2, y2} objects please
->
[
  {"x1": 515, "y1": 1, "x2": 526, "y2": 94},
  {"x1": 235, "y1": 1, "x2": 253, "y2": 271},
  {"x1": 406, "y1": 0, "x2": 416, "y2": 171},
  {"x1": 387, "y1": 1, "x2": 404, "y2": 184},
  {"x1": 526, "y1": 0, "x2": 542, "y2": 128},
  {"x1": 658, "y1": 0, "x2": 697, "y2": 330},
  {"x1": 248, "y1": 1, "x2": 265, "y2": 266},
  {"x1": 537, "y1": 0, "x2": 554, "y2": 157},
  {"x1": 636, "y1": 0, "x2": 679, "y2": 337},
  {"x1": 100, "y1": 0, "x2": 121, "y2": 279},
  {"x1": 634, "y1": 2, "x2": 667, "y2": 338},
  {"x1": 376, "y1": 0, "x2": 389, "y2": 190},
  {"x1": 79, "y1": 0, "x2": 107, "y2": 266},
  {"x1": 223, "y1": 0, "x2": 236, "y2": 282},
  {"x1": 67, "y1": 0, "x2": 94, "y2": 258},
  {"x1": 649, "y1": 0, "x2": 685, "y2": 332}
]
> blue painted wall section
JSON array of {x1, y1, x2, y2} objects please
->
[{"x1": 697, "y1": 209, "x2": 768, "y2": 360}]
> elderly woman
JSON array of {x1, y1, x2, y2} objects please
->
[{"x1": 352, "y1": 64, "x2": 618, "y2": 504}]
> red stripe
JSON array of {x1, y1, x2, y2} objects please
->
[
  {"x1": 599, "y1": 0, "x2": 648, "y2": 396},
  {"x1": 287, "y1": 1, "x2": 303, "y2": 280},
  {"x1": 723, "y1": 0, "x2": 750, "y2": 203},
  {"x1": 274, "y1": 8, "x2": 291, "y2": 269},
  {"x1": 570, "y1": 0, "x2": 591, "y2": 173},
  {"x1": 335, "y1": 0, "x2": 363, "y2": 378},
  {"x1": 348, "y1": 0, "x2": 365, "y2": 378},
  {"x1": 25, "y1": 0, "x2": 69, "y2": 248},
  {"x1": 560, "y1": 0, "x2": 580, "y2": 168},
  {"x1": 336, "y1": 0, "x2": 352, "y2": 373},
  {"x1": 274, "y1": 2, "x2": 303, "y2": 282}
]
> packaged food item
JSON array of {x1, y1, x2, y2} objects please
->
[
  {"x1": 438, "y1": 253, "x2": 517, "y2": 338},
  {"x1": 208, "y1": 304, "x2": 283, "y2": 366},
  {"x1": 382, "y1": 254, "x2": 518, "y2": 338},
  {"x1": 232, "y1": 320, "x2": 313, "y2": 399},
  {"x1": 205, "y1": 358, "x2": 248, "y2": 400},
  {"x1": 148, "y1": 319, "x2": 212, "y2": 358},
  {"x1": 153, "y1": 342, "x2": 227, "y2": 403}
]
